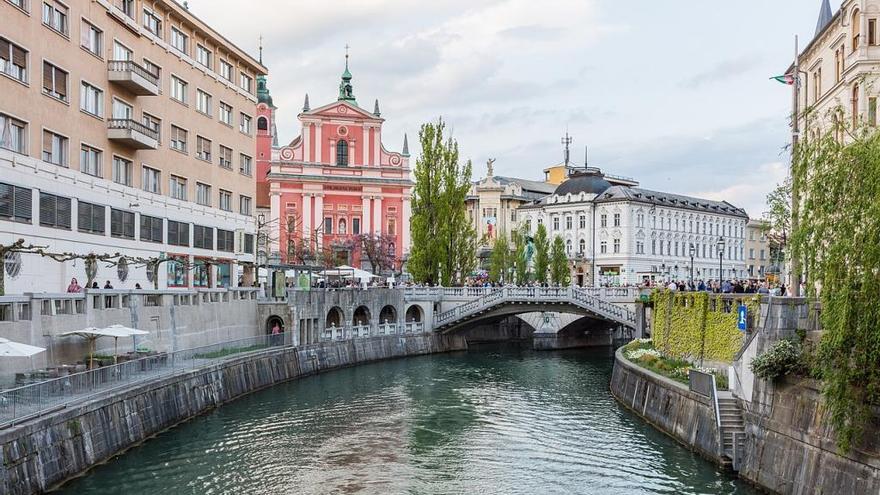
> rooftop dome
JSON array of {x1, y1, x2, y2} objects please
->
[{"x1": 553, "y1": 169, "x2": 612, "y2": 196}]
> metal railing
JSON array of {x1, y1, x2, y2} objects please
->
[
  {"x1": 108, "y1": 118, "x2": 160, "y2": 141},
  {"x1": 107, "y1": 59, "x2": 160, "y2": 87},
  {"x1": 0, "y1": 334, "x2": 280, "y2": 427}
]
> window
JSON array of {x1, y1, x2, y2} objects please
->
[
  {"x1": 7, "y1": 0, "x2": 26, "y2": 10},
  {"x1": 600, "y1": 214, "x2": 607, "y2": 227},
  {"x1": 239, "y1": 72, "x2": 252, "y2": 93},
  {"x1": 170, "y1": 27, "x2": 188, "y2": 54},
  {"x1": 219, "y1": 102, "x2": 232, "y2": 125},
  {"x1": 80, "y1": 20, "x2": 102, "y2": 56},
  {"x1": 552, "y1": 216, "x2": 559, "y2": 231},
  {"x1": 196, "y1": 44, "x2": 211, "y2": 68},
  {"x1": 0, "y1": 37, "x2": 28, "y2": 83},
  {"x1": 219, "y1": 60, "x2": 232, "y2": 81},
  {"x1": 352, "y1": 217, "x2": 360, "y2": 235},
  {"x1": 143, "y1": 8, "x2": 161, "y2": 36},
  {"x1": 171, "y1": 76, "x2": 187, "y2": 103},
  {"x1": 239, "y1": 154, "x2": 252, "y2": 176},
  {"x1": 42, "y1": 130, "x2": 68, "y2": 166},
  {"x1": 109, "y1": 100, "x2": 132, "y2": 124},
  {"x1": 219, "y1": 189, "x2": 232, "y2": 211},
  {"x1": 636, "y1": 241, "x2": 644, "y2": 254},
  {"x1": 579, "y1": 239, "x2": 586, "y2": 254},
  {"x1": 196, "y1": 182, "x2": 211, "y2": 206},
  {"x1": 749, "y1": 248, "x2": 755, "y2": 259},
  {"x1": 39, "y1": 192, "x2": 71, "y2": 229},
  {"x1": 140, "y1": 214, "x2": 162, "y2": 243},
  {"x1": 257, "y1": 116, "x2": 268, "y2": 131},
  {"x1": 579, "y1": 215, "x2": 586, "y2": 229},
  {"x1": 239, "y1": 113, "x2": 251, "y2": 134},
  {"x1": 196, "y1": 136, "x2": 211, "y2": 161},
  {"x1": 651, "y1": 239, "x2": 656, "y2": 255},
  {"x1": 110, "y1": 208, "x2": 134, "y2": 239},
  {"x1": 142, "y1": 113, "x2": 160, "y2": 142},
  {"x1": 217, "y1": 229, "x2": 234, "y2": 252},
  {"x1": 613, "y1": 238, "x2": 620, "y2": 253},
  {"x1": 169, "y1": 175, "x2": 187, "y2": 200},
  {"x1": 219, "y1": 145, "x2": 232, "y2": 168},
  {"x1": 112, "y1": 156, "x2": 132, "y2": 186},
  {"x1": 870, "y1": 97, "x2": 878, "y2": 127},
  {"x1": 565, "y1": 216, "x2": 572, "y2": 229},
  {"x1": 42, "y1": 61, "x2": 68, "y2": 101},
  {"x1": 239, "y1": 195, "x2": 251, "y2": 216},
  {"x1": 170, "y1": 125, "x2": 187, "y2": 152},
  {"x1": 852, "y1": 84, "x2": 860, "y2": 127},
  {"x1": 760, "y1": 249, "x2": 766, "y2": 261},
  {"x1": 387, "y1": 218, "x2": 396, "y2": 236},
  {"x1": 1, "y1": 183, "x2": 32, "y2": 224},
  {"x1": 0, "y1": 114, "x2": 27, "y2": 153},
  {"x1": 243, "y1": 233, "x2": 254, "y2": 254},
  {"x1": 79, "y1": 81, "x2": 103, "y2": 117},
  {"x1": 167, "y1": 220, "x2": 189, "y2": 246},
  {"x1": 336, "y1": 140, "x2": 348, "y2": 166},
  {"x1": 142, "y1": 166, "x2": 160, "y2": 193},
  {"x1": 324, "y1": 217, "x2": 333, "y2": 235},
  {"x1": 600, "y1": 240, "x2": 607, "y2": 254},
  {"x1": 196, "y1": 89, "x2": 211, "y2": 115},
  {"x1": 143, "y1": 59, "x2": 160, "y2": 79},
  {"x1": 194, "y1": 225, "x2": 213, "y2": 249},
  {"x1": 42, "y1": 1, "x2": 68, "y2": 35},
  {"x1": 79, "y1": 144, "x2": 101, "y2": 177},
  {"x1": 118, "y1": 0, "x2": 133, "y2": 18},
  {"x1": 112, "y1": 41, "x2": 131, "y2": 61},
  {"x1": 813, "y1": 69, "x2": 822, "y2": 103},
  {"x1": 167, "y1": 256, "x2": 187, "y2": 287},
  {"x1": 77, "y1": 201, "x2": 105, "y2": 234},
  {"x1": 870, "y1": 19, "x2": 877, "y2": 46},
  {"x1": 853, "y1": 9, "x2": 861, "y2": 51}
]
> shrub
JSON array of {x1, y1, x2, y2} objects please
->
[{"x1": 750, "y1": 339, "x2": 803, "y2": 380}]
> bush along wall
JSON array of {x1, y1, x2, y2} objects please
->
[{"x1": 651, "y1": 290, "x2": 760, "y2": 363}]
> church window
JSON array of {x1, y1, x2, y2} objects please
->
[
  {"x1": 336, "y1": 140, "x2": 349, "y2": 166},
  {"x1": 257, "y1": 116, "x2": 268, "y2": 131}
]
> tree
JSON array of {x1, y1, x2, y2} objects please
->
[
  {"x1": 533, "y1": 223, "x2": 550, "y2": 284},
  {"x1": 512, "y1": 226, "x2": 530, "y2": 284},
  {"x1": 409, "y1": 118, "x2": 476, "y2": 285},
  {"x1": 358, "y1": 233, "x2": 397, "y2": 274},
  {"x1": 549, "y1": 236, "x2": 570, "y2": 286},
  {"x1": 488, "y1": 234, "x2": 510, "y2": 283},
  {"x1": 790, "y1": 117, "x2": 880, "y2": 453},
  {"x1": 0, "y1": 239, "x2": 47, "y2": 295},
  {"x1": 763, "y1": 178, "x2": 792, "y2": 258}
]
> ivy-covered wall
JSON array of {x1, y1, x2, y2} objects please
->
[{"x1": 652, "y1": 290, "x2": 760, "y2": 362}]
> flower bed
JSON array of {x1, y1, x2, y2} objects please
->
[{"x1": 623, "y1": 339, "x2": 728, "y2": 389}]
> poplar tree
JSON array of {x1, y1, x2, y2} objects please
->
[
  {"x1": 488, "y1": 234, "x2": 509, "y2": 283},
  {"x1": 512, "y1": 226, "x2": 530, "y2": 284},
  {"x1": 533, "y1": 223, "x2": 550, "y2": 284},
  {"x1": 409, "y1": 118, "x2": 476, "y2": 285},
  {"x1": 550, "y1": 236, "x2": 570, "y2": 286}
]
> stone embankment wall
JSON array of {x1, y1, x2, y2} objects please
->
[
  {"x1": 739, "y1": 376, "x2": 880, "y2": 494},
  {"x1": 609, "y1": 347, "x2": 723, "y2": 464},
  {"x1": 0, "y1": 333, "x2": 467, "y2": 495}
]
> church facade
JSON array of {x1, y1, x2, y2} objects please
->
[{"x1": 256, "y1": 56, "x2": 412, "y2": 271}]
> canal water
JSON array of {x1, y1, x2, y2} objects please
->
[{"x1": 57, "y1": 345, "x2": 757, "y2": 494}]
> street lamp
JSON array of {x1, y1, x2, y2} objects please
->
[
  {"x1": 716, "y1": 236, "x2": 726, "y2": 287},
  {"x1": 689, "y1": 243, "x2": 696, "y2": 289}
]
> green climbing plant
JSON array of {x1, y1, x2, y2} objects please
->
[{"x1": 791, "y1": 112, "x2": 880, "y2": 453}]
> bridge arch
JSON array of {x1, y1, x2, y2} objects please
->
[
  {"x1": 379, "y1": 305, "x2": 397, "y2": 324},
  {"x1": 353, "y1": 305, "x2": 371, "y2": 326},
  {"x1": 326, "y1": 306, "x2": 344, "y2": 328},
  {"x1": 405, "y1": 305, "x2": 423, "y2": 323}
]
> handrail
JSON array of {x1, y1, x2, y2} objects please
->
[
  {"x1": 108, "y1": 59, "x2": 159, "y2": 86},
  {"x1": 108, "y1": 118, "x2": 160, "y2": 141},
  {"x1": 711, "y1": 374, "x2": 722, "y2": 430}
]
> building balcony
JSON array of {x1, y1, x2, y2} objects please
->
[
  {"x1": 107, "y1": 119, "x2": 158, "y2": 149},
  {"x1": 107, "y1": 60, "x2": 159, "y2": 96}
]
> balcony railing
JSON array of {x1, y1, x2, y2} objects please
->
[
  {"x1": 107, "y1": 60, "x2": 159, "y2": 96},
  {"x1": 107, "y1": 118, "x2": 159, "y2": 149}
]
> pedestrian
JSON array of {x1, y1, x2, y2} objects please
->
[
  {"x1": 66, "y1": 278, "x2": 82, "y2": 293},
  {"x1": 91, "y1": 281, "x2": 99, "y2": 289},
  {"x1": 271, "y1": 321, "x2": 282, "y2": 346},
  {"x1": 135, "y1": 283, "x2": 142, "y2": 289},
  {"x1": 103, "y1": 280, "x2": 113, "y2": 289}
]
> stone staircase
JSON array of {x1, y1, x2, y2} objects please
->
[{"x1": 717, "y1": 391, "x2": 746, "y2": 470}]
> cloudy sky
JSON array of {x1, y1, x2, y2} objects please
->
[{"x1": 190, "y1": 0, "x2": 827, "y2": 218}]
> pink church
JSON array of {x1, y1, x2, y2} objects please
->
[{"x1": 256, "y1": 55, "x2": 412, "y2": 271}]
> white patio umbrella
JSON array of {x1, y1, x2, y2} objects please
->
[
  {"x1": 0, "y1": 338, "x2": 45, "y2": 357},
  {"x1": 61, "y1": 326, "x2": 149, "y2": 366},
  {"x1": 101, "y1": 325, "x2": 149, "y2": 363}
]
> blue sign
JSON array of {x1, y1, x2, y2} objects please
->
[{"x1": 737, "y1": 305, "x2": 748, "y2": 331}]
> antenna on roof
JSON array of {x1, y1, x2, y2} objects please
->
[
  {"x1": 584, "y1": 146, "x2": 588, "y2": 168},
  {"x1": 561, "y1": 131, "x2": 572, "y2": 166},
  {"x1": 258, "y1": 35, "x2": 263, "y2": 64}
]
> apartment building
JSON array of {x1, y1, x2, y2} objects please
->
[{"x1": 0, "y1": 0, "x2": 266, "y2": 292}]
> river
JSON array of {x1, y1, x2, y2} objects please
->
[{"x1": 56, "y1": 345, "x2": 757, "y2": 494}]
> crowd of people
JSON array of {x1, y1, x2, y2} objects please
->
[
  {"x1": 647, "y1": 279, "x2": 788, "y2": 295},
  {"x1": 65, "y1": 278, "x2": 142, "y2": 292}
]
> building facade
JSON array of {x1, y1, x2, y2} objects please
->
[
  {"x1": 258, "y1": 56, "x2": 412, "y2": 272},
  {"x1": 745, "y1": 219, "x2": 770, "y2": 280},
  {"x1": 796, "y1": 0, "x2": 880, "y2": 134},
  {"x1": 518, "y1": 168, "x2": 749, "y2": 286},
  {"x1": 0, "y1": 0, "x2": 266, "y2": 292}
]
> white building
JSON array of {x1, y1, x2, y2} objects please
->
[{"x1": 518, "y1": 168, "x2": 749, "y2": 286}]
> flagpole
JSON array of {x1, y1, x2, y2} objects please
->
[{"x1": 790, "y1": 35, "x2": 802, "y2": 297}]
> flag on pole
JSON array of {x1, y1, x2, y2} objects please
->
[{"x1": 770, "y1": 74, "x2": 795, "y2": 85}]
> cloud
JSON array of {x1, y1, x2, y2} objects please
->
[
  {"x1": 689, "y1": 161, "x2": 788, "y2": 219},
  {"x1": 679, "y1": 54, "x2": 764, "y2": 89}
]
